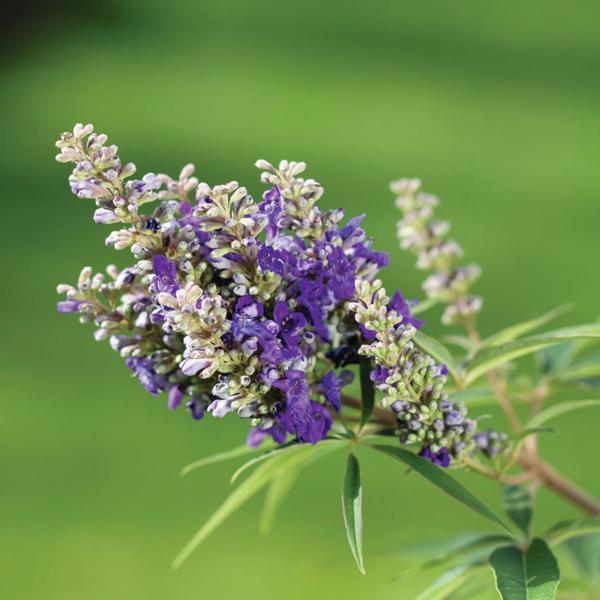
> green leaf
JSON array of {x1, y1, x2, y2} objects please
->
[
  {"x1": 556, "y1": 354, "x2": 600, "y2": 380},
  {"x1": 342, "y1": 452, "x2": 365, "y2": 574},
  {"x1": 397, "y1": 533, "x2": 513, "y2": 579},
  {"x1": 480, "y1": 305, "x2": 571, "y2": 349},
  {"x1": 180, "y1": 444, "x2": 264, "y2": 477},
  {"x1": 258, "y1": 466, "x2": 301, "y2": 535},
  {"x1": 372, "y1": 445, "x2": 511, "y2": 533},
  {"x1": 544, "y1": 517, "x2": 600, "y2": 547},
  {"x1": 502, "y1": 485, "x2": 532, "y2": 537},
  {"x1": 412, "y1": 297, "x2": 439, "y2": 315},
  {"x1": 173, "y1": 446, "x2": 313, "y2": 569},
  {"x1": 230, "y1": 443, "x2": 297, "y2": 484},
  {"x1": 414, "y1": 331, "x2": 459, "y2": 382},
  {"x1": 464, "y1": 328, "x2": 600, "y2": 385},
  {"x1": 527, "y1": 399, "x2": 600, "y2": 429},
  {"x1": 490, "y1": 538, "x2": 560, "y2": 600},
  {"x1": 415, "y1": 563, "x2": 486, "y2": 600},
  {"x1": 258, "y1": 440, "x2": 343, "y2": 535},
  {"x1": 359, "y1": 357, "x2": 375, "y2": 429},
  {"x1": 565, "y1": 534, "x2": 600, "y2": 581}
]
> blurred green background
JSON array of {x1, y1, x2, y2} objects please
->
[{"x1": 2, "y1": 1, "x2": 600, "y2": 598}]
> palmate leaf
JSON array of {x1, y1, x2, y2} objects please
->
[
  {"x1": 414, "y1": 331, "x2": 459, "y2": 382},
  {"x1": 490, "y1": 539, "x2": 560, "y2": 600},
  {"x1": 464, "y1": 327, "x2": 600, "y2": 386},
  {"x1": 527, "y1": 399, "x2": 600, "y2": 429},
  {"x1": 359, "y1": 357, "x2": 375, "y2": 429},
  {"x1": 342, "y1": 452, "x2": 365, "y2": 574},
  {"x1": 502, "y1": 485, "x2": 532, "y2": 537},
  {"x1": 173, "y1": 444, "x2": 324, "y2": 569},
  {"x1": 479, "y1": 305, "x2": 571, "y2": 349},
  {"x1": 372, "y1": 445, "x2": 511, "y2": 533}
]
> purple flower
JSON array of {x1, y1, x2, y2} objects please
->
[
  {"x1": 419, "y1": 446, "x2": 451, "y2": 468},
  {"x1": 125, "y1": 357, "x2": 166, "y2": 396},
  {"x1": 317, "y1": 370, "x2": 354, "y2": 413},
  {"x1": 388, "y1": 291, "x2": 423, "y2": 329},
  {"x1": 258, "y1": 186, "x2": 285, "y2": 241},
  {"x1": 271, "y1": 370, "x2": 332, "y2": 444},
  {"x1": 235, "y1": 295, "x2": 264, "y2": 318},
  {"x1": 297, "y1": 278, "x2": 329, "y2": 341},
  {"x1": 167, "y1": 386, "x2": 183, "y2": 410},
  {"x1": 370, "y1": 364, "x2": 390, "y2": 385},
  {"x1": 186, "y1": 399, "x2": 204, "y2": 420},
  {"x1": 151, "y1": 255, "x2": 178, "y2": 294},
  {"x1": 56, "y1": 300, "x2": 87, "y2": 313},
  {"x1": 273, "y1": 301, "x2": 307, "y2": 347},
  {"x1": 257, "y1": 246, "x2": 291, "y2": 276}
]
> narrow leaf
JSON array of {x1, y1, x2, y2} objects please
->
[
  {"x1": 544, "y1": 517, "x2": 600, "y2": 547},
  {"x1": 490, "y1": 538, "x2": 560, "y2": 600},
  {"x1": 414, "y1": 331, "x2": 459, "y2": 382},
  {"x1": 397, "y1": 533, "x2": 513, "y2": 579},
  {"x1": 230, "y1": 442, "x2": 298, "y2": 484},
  {"x1": 359, "y1": 357, "x2": 375, "y2": 428},
  {"x1": 373, "y1": 445, "x2": 511, "y2": 533},
  {"x1": 480, "y1": 305, "x2": 571, "y2": 348},
  {"x1": 180, "y1": 444, "x2": 263, "y2": 477},
  {"x1": 415, "y1": 563, "x2": 485, "y2": 600},
  {"x1": 565, "y1": 534, "x2": 600, "y2": 580},
  {"x1": 258, "y1": 440, "x2": 343, "y2": 535},
  {"x1": 342, "y1": 452, "x2": 365, "y2": 574},
  {"x1": 502, "y1": 485, "x2": 532, "y2": 536},
  {"x1": 528, "y1": 399, "x2": 600, "y2": 429},
  {"x1": 411, "y1": 297, "x2": 439, "y2": 315},
  {"x1": 259, "y1": 466, "x2": 301, "y2": 535},
  {"x1": 173, "y1": 446, "x2": 312, "y2": 569},
  {"x1": 465, "y1": 329, "x2": 600, "y2": 386},
  {"x1": 558, "y1": 353, "x2": 600, "y2": 381}
]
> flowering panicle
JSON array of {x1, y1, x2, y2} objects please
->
[
  {"x1": 392, "y1": 179, "x2": 482, "y2": 326},
  {"x1": 348, "y1": 279, "x2": 481, "y2": 463},
  {"x1": 55, "y1": 123, "x2": 502, "y2": 466}
]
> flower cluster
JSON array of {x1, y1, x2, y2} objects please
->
[
  {"x1": 348, "y1": 280, "x2": 480, "y2": 464},
  {"x1": 55, "y1": 123, "x2": 500, "y2": 465},
  {"x1": 392, "y1": 179, "x2": 482, "y2": 326}
]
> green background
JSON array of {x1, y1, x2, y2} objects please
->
[{"x1": 2, "y1": 1, "x2": 600, "y2": 598}]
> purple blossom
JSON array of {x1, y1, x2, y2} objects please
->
[
  {"x1": 388, "y1": 291, "x2": 423, "y2": 329},
  {"x1": 125, "y1": 357, "x2": 166, "y2": 396},
  {"x1": 316, "y1": 370, "x2": 354, "y2": 413},
  {"x1": 419, "y1": 446, "x2": 451, "y2": 467}
]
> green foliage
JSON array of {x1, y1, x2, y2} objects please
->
[
  {"x1": 342, "y1": 453, "x2": 365, "y2": 574},
  {"x1": 490, "y1": 539, "x2": 560, "y2": 600},
  {"x1": 415, "y1": 563, "x2": 486, "y2": 600},
  {"x1": 479, "y1": 306, "x2": 571, "y2": 349},
  {"x1": 527, "y1": 399, "x2": 600, "y2": 429},
  {"x1": 372, "y1": 445, "x2": 511, "y2": 533},
  {"x1": 173, "y1": 442, "x2": 341, "y2": 568},
  {"x1": 463, "y1": 326, "x2": 600, "y2": 385},
  {"x1": 544, "y1": 517, "x2": 600, "y2": 547},
  {"x1": 259, "y1": 465, "x2": 301, "y2": 535},
  {"x1": 502, "y1": 486, "x2": 532, "y2": 537},
  {"x1": 180, "y1": 444, "x2": 264, "y2": 476},
  {"x1": 565, "y1": 534, "x2": 600, "y2": 582}
]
